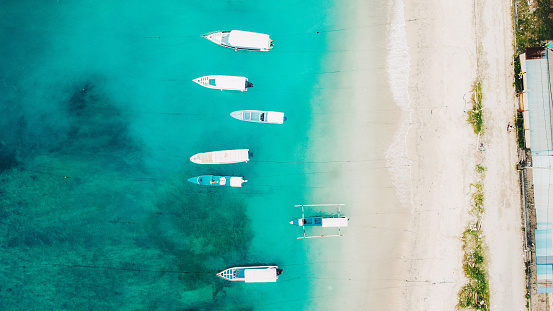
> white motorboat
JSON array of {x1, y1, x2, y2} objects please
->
[
  {"x1": 230, "y1": 110, "x2": 285, "y2": 124},
  {"x1": 217, "y1": 266, "x2": 282, "y2": 283},
  {"x1": 192, "y1": 75, "x2": 253, "y2": 91},
  {"x1": 190, "y1": 149, "x2": 249, "y2": 164},
  {"x1": 202, "y1": 30, "x2": 274, "y2": 51}
]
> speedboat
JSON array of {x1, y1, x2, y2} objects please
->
[
  {"x1": 187, "y1": 175, "x2": 247, "y2": 187},
  {"x1": 230, "y1": 110, "x2": 285, "y2": 124},
  {"x1": 190, "y1": 149, "x2": 249, "y2": 164},
  {"x1": 193, "y1": 75, "x2": 253, "y2": 91},
  {"x1": 202, "y1": 30, "x2": 274, "y2": 51},
  {"x1": 217, "y1": 266, "x2": 282, "y2": 283}
]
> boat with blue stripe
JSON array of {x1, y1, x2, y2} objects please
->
[{"x1": 187, "y1": 175, "x2": 247, "y2": 187}]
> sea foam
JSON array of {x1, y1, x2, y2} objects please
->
[{"x1": 385, "y1": 0, "x2": 414, "y2": 209}]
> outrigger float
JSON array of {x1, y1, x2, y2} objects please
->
[
  {"x1": 290, "y1": 204, "x2": 348, "y2": 239},
  {"x1": 230, "y1": 110, "x2": 285, "y2": 124},
  {"x1": 192, "y1": 75, "x2": 253, "y2": 91},
  {"x1": 190, "y1": 149, "x2": 250, "y2": 165},
  {"x1": 202, "y1": 30, "x2": 274, "y2": 51},
  {"x1": 187, "y1": 175, "x2": 247, "y2": 187},
  {"x1": 217, "y1": 266, "x2": 282, "y2": 283}
]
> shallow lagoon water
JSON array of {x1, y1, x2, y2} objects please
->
[{"x1": 0, "y1": 0, "x2": 394, "y2": 310}]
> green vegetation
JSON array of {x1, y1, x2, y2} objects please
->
[
  {"x1": 467, "y1": 80, "x2": 483, "y2": 134},
  {"x1": 458, "y1": 167, "x2": 489, "y2": 310},
  {"x1": 470, "y1": 182, "x2": 484, "y2": 215},
  {"x1": 516, "y1": 111, "x2": 525, "y2": 149},
  {"x1": 514, "y1": 0, "x2": 553, "y2": 54},
  {"x1": 458, "y1": 229, "x2": 489, "y2": 310},
  {"x1": 476, "y1": 165, "x2": 486, "y2": 177}
]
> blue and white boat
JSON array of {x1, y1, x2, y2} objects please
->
[
  {"x1": 230, "y1": 110, "x2": 285, "y2": 124},
  {"x1": 203, "y1": 30, "x2": 273, "y2": 51},
  {"x1": 187, "y1": 175, "x2": 247, "y2": 187},
  {"x1": 290, "y1": 204, "x2": 348, "y2": 239},
  {"x1": 217, "y1": 266, "x2": 282, "y2": 283}
]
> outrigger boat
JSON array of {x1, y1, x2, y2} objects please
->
[
  {"x1": 217, "y1": 266, "x2": 282, "y2": 283},
  {"x1": 187, "y1": 175, "x2": 247, "y2": 187},
  {"x1": 192, "y1": 75, "x2": 253, "y2": 91},
  {"x1": 230, "y1": 110, "x2": 285, "y2": 124},
  {"x1": 190, "y1": 149, "x2": 249, "y2": 165},
  {"x1": 202, "y1": 30, "x2": 274, "y2": 51},
  {"x1": 290, "y1": 204, "x2": 348, "y2": 239}
]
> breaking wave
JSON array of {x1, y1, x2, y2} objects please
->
[{"x1": 385, "y1": 0, "x2": 414, "y2": 209}]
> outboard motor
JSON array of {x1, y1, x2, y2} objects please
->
[{"x1": 246, "y1": 81, "x2": 253, "y2": 88}]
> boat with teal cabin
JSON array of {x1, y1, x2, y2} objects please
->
[{"x1": 187, "y1": 175, "x2": 247, "y2": 187}]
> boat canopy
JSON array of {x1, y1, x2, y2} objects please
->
[
  {"x1": 228, "y1": 30, "x2": 271, "y2": 50},
  {"x1": 212, "y1": 76, "x2": 247, "y2": 90},
  {"x1": 244, "y1": 268, "x2": 277, "y2": 283},
  {"x1": 230, "y1": 177, "x2": 243, "y2": 187},
  {"x1": 266, "y1": 112, "x2": 285, "y2": 124},
  {"x1": 321, "y1": 217, "x2": 348, "y2": 228},
  {"x1": 211, "y1": 149, "x2": 249, "y2": 164}
]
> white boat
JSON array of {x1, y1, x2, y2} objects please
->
[
  {"x1": 230, "y1": 110, "x2": 285, "y2": 124},
  {"x1": 202, "y1": 30, "x2": 274, "y2": 51},
  {"x1": 193, "y1": 75, "x2": 253, "y2": 91},
  {"x1": 291, "y1": 204, "x2": 348, "y2": 239},
  {"x1": 190, "y1": 149, "x2": 249, "y2": 164},
  {"x1": 217, "y1": 266, "x2": 282, "y2": 283}
]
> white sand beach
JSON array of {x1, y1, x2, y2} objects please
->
[
  {"x1": 399, "y1": 0, "x2": 526, "y2": 309},
  {"x1": 298, "y1": 0, "x2": 526, "y2": 309}
]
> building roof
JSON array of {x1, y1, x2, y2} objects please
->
[{"x1": 522, "y1": 46, "x2": 553, "y2": 292}]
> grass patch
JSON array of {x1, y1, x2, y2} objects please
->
[
  {"x1": 476, "y1": 165, "x2": 486, "y2": 177},
  {"x1": 458, "y1": 229, "x2": 490, "y2": 310},
  {"x1": 470, "y1": 182, "x2": 484, "y2": 216},
  {"x1": 458, "y1": 165, "x2": 489, "y2": 309},
  {"x1": 467, "y1": 80, "x2": 483, "y2": 134}
]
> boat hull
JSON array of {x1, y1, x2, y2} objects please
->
[
  {"x1": 190, "y1": 149, "x2": 249, "y2": 164},
  {"x1": 217, "y1": 266, "x2": 280, "y2": 283},
  {"x1": 203, "y1": 30, "x2": 273, "y2": 51},
  {"x1": 193, "y1": 75, "x2": 250, "y2": 91}
]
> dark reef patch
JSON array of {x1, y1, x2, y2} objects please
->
[
  {"x1": 0, "y1": 147, "x2": 18, "y2": 173},
  {"x1": 60, "y1": 80, "x2": 140, "y2": 160}
]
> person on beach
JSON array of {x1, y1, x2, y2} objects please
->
[{"x1": 507, "y1": 123, "x2": 514, "y2": 132}]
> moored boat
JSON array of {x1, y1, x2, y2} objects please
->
[
  {"x1": 230, "y1": 110, "x2": 285, "y2": 124},
  {"x1": 217, "y1": 266, "x2": 282, "y2": 283},
  {"x1": 193, "y1": 75, "x2": 253, "y2": 91},
  {"x1": 202, "y1": 30, "x2": 274, "y2": 51},
  {"x1": 190, "y1": 149, "x2": 249, "y2": 164},
  {"x1": 291, "y1": 204, "x2": 348, "y2": 239},
  {"x1": 187, "y1": 175, "x2": 247, "y2": 187}
]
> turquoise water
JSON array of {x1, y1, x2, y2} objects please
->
[{"x1": 0, "y1": 1, "x2": 394, "y2": 310}]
